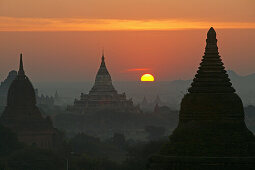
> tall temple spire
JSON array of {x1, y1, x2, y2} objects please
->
[
  {"x1": 97, "y1": 52, "x2": 109, "y2": 76},
  {"x1": 188, "y1": 27, "x2": 235, "y2": 93},
  {"x1": 207, "y1": 27, "x2": 217, "y2": 43},
  {"x1": 101, "y1": 50, "x2": 105, "y2": 67},
  {"x1": 18, "y1": 53, "x2": 25, "y2": 75},
  {"x1": 205, "y1": 27, "x2": 218, "y2": 54}
]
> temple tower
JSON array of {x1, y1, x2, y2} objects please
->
[
  {"x1": 150, "y1": 28, "x2": 255, "y2": 169},
  {"x1": 0, "y1": 54, "x2": 58, "y2": 149}
]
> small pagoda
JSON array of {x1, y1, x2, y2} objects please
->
[{"x1": 150, "y1": 28, "x2": 255, "y2": 169}]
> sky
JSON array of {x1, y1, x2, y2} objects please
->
[{"x1": 0, "y1": 0, "x2": 254, "y2": 81}]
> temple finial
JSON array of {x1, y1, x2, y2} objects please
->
[
  {"x1": 18, "y1": 53, "x2": 25, "y2": 75},
  {"x1": 102, "y1": 48, "x2": 105, "y2": 62},
  {"x1": 100, "y1": 49, "x2": 106, "y2": 68},
  {"x1": 207, "y1": 27, "x2": 217, "y2": 43},
  {"x1": 205, "y1": 27, "x2": 218, "y2": 54}
]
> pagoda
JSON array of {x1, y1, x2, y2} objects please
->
[
  {"x1": 150, "y1": 28, "x2": 255, "y2": 169},
  {"x1": 0, "y1": 54, "x2": 58, "y2": 149},
  {"x1": 67, "y1": 54, "x2": 140, "y2": 113}
]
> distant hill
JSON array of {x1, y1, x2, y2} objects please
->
[{"x1": 227, "y1": 70, "x2": 255, "y2": 106}]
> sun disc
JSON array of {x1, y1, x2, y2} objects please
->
[{"x1": 141, "y1": 74, "x2": 155, "y2": 82}]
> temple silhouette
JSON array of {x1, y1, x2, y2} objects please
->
[
  {"x1": 0, "y1": 54, "x2": 58, "y2": 149},
  {"x1": 35, "y1": 89, "x2": 55, "y2": 106},
  {"x1": 150, "y1": 28, "x2": 255, "y2": 169},
  {"x1": 0, "y1": 70, "x2": 17, "y2": 107},
  {"x1": 67, "y1": 54, "x2": 140, "y2": 113},
  {"x1": 0, "y1": 70, "x2": 57, "y2": 108},
  {"x1": 140, "y1": 95, "x2": 166, "y2": 112}
]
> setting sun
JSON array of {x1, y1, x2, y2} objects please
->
[{"x1": 141, "y1": 74, "x2": 155, "y2": 82}]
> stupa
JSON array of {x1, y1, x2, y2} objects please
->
[
  {"x1": 150, "y1": 28, "x2": 255, "y2": 169},
  {"x1": 0, "y1": 54, "x2": 58, "y2": 149}
]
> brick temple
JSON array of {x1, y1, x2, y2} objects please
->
[
  {"x1": 67, "y1": 54, "x2": 140, "y2": 114},
  {"x1": 0, "y1": 54, "x2": 58, "y2": 149},
  {"x1": 150, "y1": 28, "x2": 255, "y2": 169}
]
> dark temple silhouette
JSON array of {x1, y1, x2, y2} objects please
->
[
  {"x1": 0, "y1": 54, "x2": 59, "y2": 149},
  {"x1": 149, "y1": 27, "x2": 255, "y2": 169}
]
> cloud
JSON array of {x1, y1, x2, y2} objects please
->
[
  {"x1": 124, "y1": 68, "x2": 151, "y2": 72},
  {"x1": 1, "y1": 17, "x2": 255, "y2": 31},
  {"x1": 1, "y1": 0, "x2": 255, "y2": 23}
]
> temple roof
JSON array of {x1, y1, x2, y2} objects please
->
[
  {"x1": 90, "y1": 54, "x2": 117, "y2": 93},
  {"x1": 96, "y1": 55, "x2": 110, "y2": 76},
  {"x1": 188, "y1": 27, "x2": 235, "y2": 93},
  {"x1": 7, "y1": 54, "x2": 36, "y2": 108}
]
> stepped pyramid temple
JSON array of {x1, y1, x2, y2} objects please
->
[
  {"x1": 67, "y1": 54, "x2": 140, "y2": 113},
  {"x1": 150, "y1": 28, "x2": 255, "y2": 169},
  {"x1": 0, "y1": 54, "x2": 58, "y2": 149}
]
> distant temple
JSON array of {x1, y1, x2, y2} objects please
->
[
  {"x1": 140, "y1": 95, "x2": 166, "y2": 112},
  {"x1": 153, "y1": 95, "x2": 163, "y2": 106},
  {"x1": 0, "y1": 70, "x2": 17, "y2": 107},
  {"x1": 67, "y1": 54, "x2": 140, "y2": 113},
  {"x1": 141, "y1": 96, "x2": 148, "y2": 106},
  {"x1": 54, "y1": 90, "x2": 62, "y2": 105},
  {"x1": 35, "y1": 89, "x2": 54, "y2": 106},
  {"x1": 150, "y1": 28, "x2": 255, "y2": 169},
  {"x1": 0, "y1": 54, "x2": 58, "y2": 149}
]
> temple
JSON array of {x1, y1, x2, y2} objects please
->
[
  {"x1": 150, "y1": 28, "x2": 255, "y2": 169},
  {"x1": 35, "y1": 89, "x2": 55, "y2": 106},
  {"x1": 67, "y1": 54, "x2": 140, "y2": 113},
  {"x1": 0, "y1": 54, "x2": 58, "y2": 149},
  {"x1": 153, "y1": 95, "x2": 163, "y2": 106},
  {"x1": 0, "y1": 70, "x2": 17, "y2": 107}
]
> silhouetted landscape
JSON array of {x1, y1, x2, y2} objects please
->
[
  {"x1": 0, "y1": 28, "x2": 255, "y2": 169},
  {"x1": 1, "y1": 0, "x2": 255, "y2": 169}
]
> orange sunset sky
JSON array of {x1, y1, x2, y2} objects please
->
[{"x1": 0, "y1": 0, "x2": 255, "y2": 81}]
